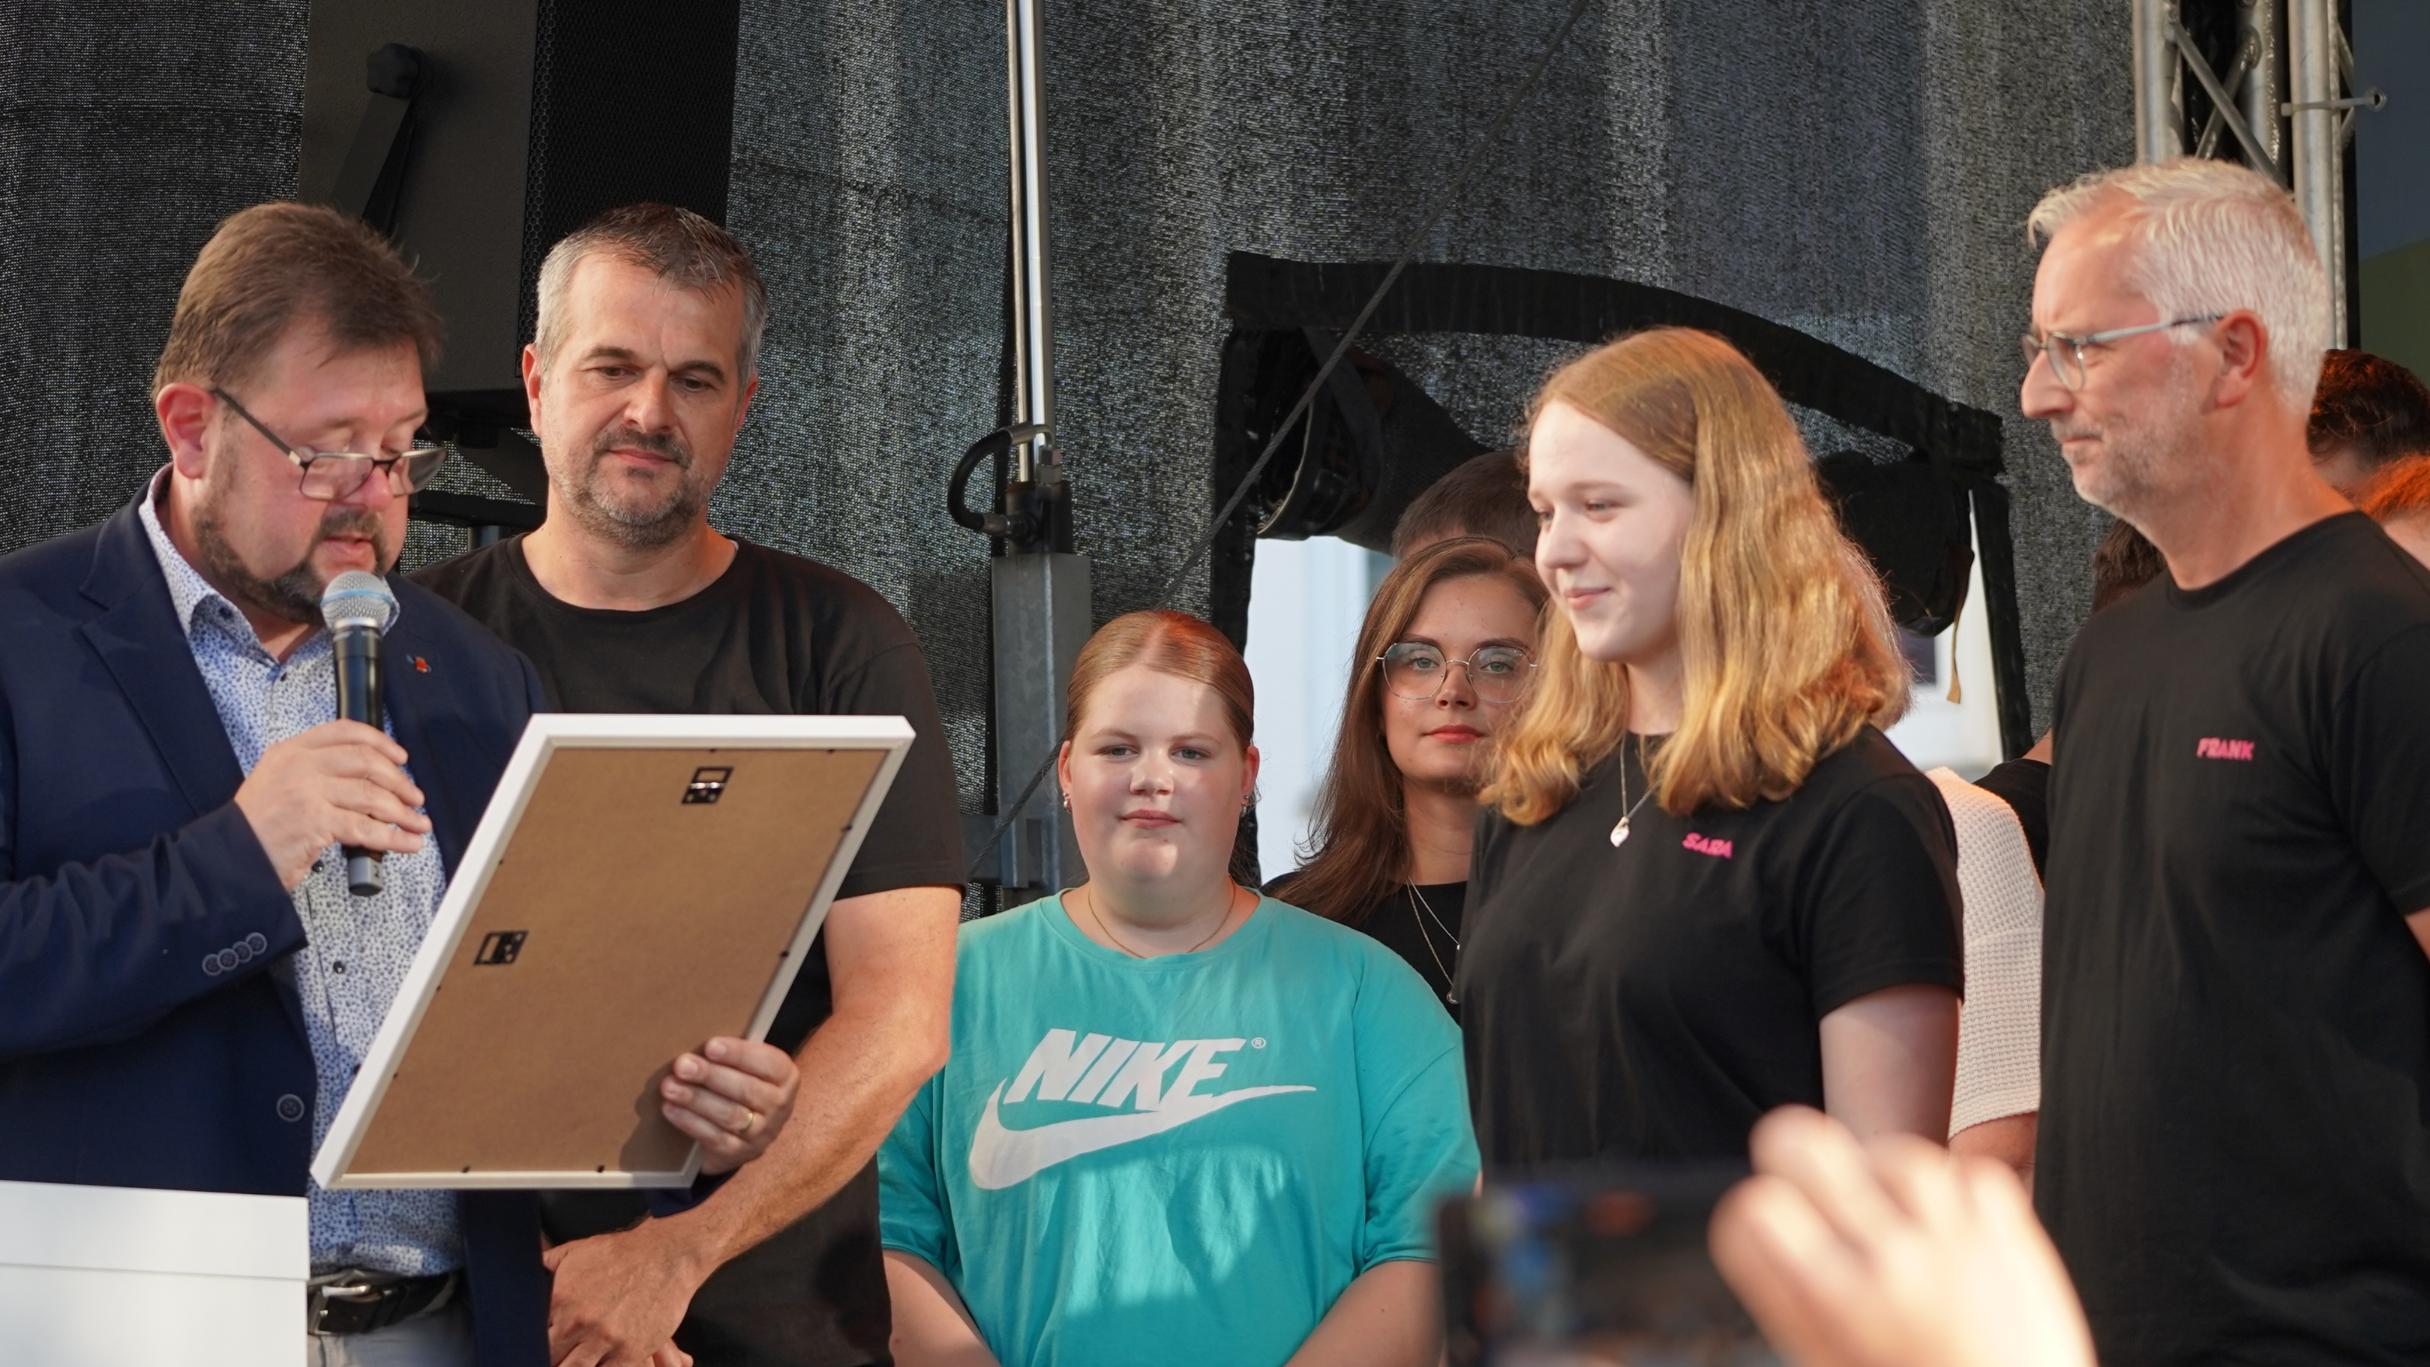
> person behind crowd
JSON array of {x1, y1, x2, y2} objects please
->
[
  {"x1": 1389, "y1": 448, "x2": 1537, "y2": 558},
  {"x1": 1923, "y1": 768, "x2": 2039, "y2": 1183},
  {"x1": 1270, "y1": 536, "x2": 1546, "y2": 1013},
  {"x1": 2307, "y1": 346, "x2": 2430, "y2": 493},
  {"x1": 2084, "y1": 511, "x2": 2169, "y2": 608},
  {"x1": 413, "y1": 204, "x2": 963, "y2": 1367},
  {"x1": 1928, "y1": 514, "x2": 2172, "y2": 1186},
  {"x1": 1459, "y1": 326, "x2": 1963, "y2": 1179},
  {"x1": 2021, "y1": 157, "x2": 2430, "y2": 1364},
  {"x1": 0, "y1": 202, "x2": 796, "y2": 1366},
  {"x1": 2359, "y1": 454, "x2": 2430, "y2": 568},
  {"x1": 879, "y1": 610, "x2": 1478, "y2": 1367}
]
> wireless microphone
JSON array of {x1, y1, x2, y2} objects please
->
[{"x1": 320, "y1": 571, "x2": 400, "y2": 897}]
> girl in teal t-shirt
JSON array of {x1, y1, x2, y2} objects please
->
[{"x1": 879, "y1": 611, "x2": 1478, "y2": 1367}]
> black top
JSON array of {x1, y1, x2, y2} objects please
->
[
  {"x1": 1459, "y1": 726, "x2": 1962, "y2": 1172},
  {"x1": 1972, "y1": 755, "x2": 2050, "y2": 875},
  {"x1": 415, "y1": 534, "x2": 966, "y2": 1367},
  {"x1": 2037, "y1": 513, "x2": 2430, "y2": 1367},
  {"x1": 1267, "y1": 874, "x2": 1466, "y2": 1019}
]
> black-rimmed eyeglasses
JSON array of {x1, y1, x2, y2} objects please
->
[
  {"x1": 212, "y1": 388, "x2": 448, "y2": 500},
  {"x1": 1377, "y1": 642, "x2": 1535, "y2": 704},
  {"x1": 2020, "y1": 314, "x2": 2225, "y2": 391}
]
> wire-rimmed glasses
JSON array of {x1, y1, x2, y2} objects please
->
[
  {"x1": 1376, "y1": 642, "x2": 1535, "y2": 704},
  {"x1": 2020, "y1": 314, "x2": 2225, "y2": 391},
  {"x1": 212, "y1": 388, "x2": 448, "y2": 500}
]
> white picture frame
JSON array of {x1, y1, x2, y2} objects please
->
[{"x1": 311, "y1": 713, "x2": 913, "y2": 1191}]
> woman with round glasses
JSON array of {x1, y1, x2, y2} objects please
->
[
  {"x1": 1271, "y1": 537, "x2": 1545, "y2": 1014},
  {"x1": 880, "y1": 610, "x2": 1478, "y2": 1367},
  {"x1": 1462, "y1": 328, "x2": 1963, "y2": 1176}
]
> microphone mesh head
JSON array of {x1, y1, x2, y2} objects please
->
[{"x1": 321, "y1": 571, "x2": 399, "y2": 634}]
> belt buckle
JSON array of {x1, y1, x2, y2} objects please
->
[{"x1": 309, "y1": 1274, "x2": 394, "y2": 1336}]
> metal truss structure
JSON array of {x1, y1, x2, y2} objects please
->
[{"x1": 2133, "y1": 0, "x2": 2387, "y2": 343}]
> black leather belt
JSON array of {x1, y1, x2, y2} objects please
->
[{"x1": 307, "y1": 1269, "x2": 459, "y2": 1336}]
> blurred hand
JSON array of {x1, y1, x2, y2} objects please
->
[
  {"x1": 659, "y1": 1036, "x2": 799, "y2": 1175},
  {"x1": 233, "y1": 720, "x2": 430, "y2": 889},
  {"x1": 1709, "y1": 1106, "x2": 2093, "y2": 1367}
]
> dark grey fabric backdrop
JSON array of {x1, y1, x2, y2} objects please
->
[
  {"x1": 1, "y1": 1, "x2": 2130, "y2": 828},
  {"x1": 0, "y1": 0, "x2": 312, "y2": 539}
]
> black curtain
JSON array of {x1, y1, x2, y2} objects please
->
[{"x1": 1, "y1": 0, "x2": 2132, "y2": 813}]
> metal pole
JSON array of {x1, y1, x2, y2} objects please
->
[
  {"x1": 2133, "y1": 0, "x2": 2185, "y2": 162},
  {"x1": 970, "y1": 0, "x2": 1089, "y2": 904},
  {"x1": 2287, "y1": 0, "x2": 2346, "y2": 342},
  {"x1": 2172, "y1": 22, "x2": 2278, "y2": 175},
  {"x1": 2236, "y1": 0, "x2": 2284, "y2": 181},
  {"x1": 1007, "y1": 0, "x2": 1054, "y2": 482}
]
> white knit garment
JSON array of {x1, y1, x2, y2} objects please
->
[{"x1": 1928, "y1": 768, "x2": 2044, "y2": 1136}]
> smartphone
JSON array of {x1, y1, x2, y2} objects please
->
[{"x1": 1437, "y1": 1163, "x2": 1780, "y2": 1367}]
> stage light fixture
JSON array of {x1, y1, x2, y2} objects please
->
[{"x1": 1239, "y1": 328, "x2": 1490, "y2": 551}]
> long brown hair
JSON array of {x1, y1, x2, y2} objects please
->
[
  {"x1": 1484, "y1": 328, "x2": 1907, "y2": 824},
  {"x1": 1288, "y1": 538, "x2": 1546, "y2": 921}
]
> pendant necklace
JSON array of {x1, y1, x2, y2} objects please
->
[
  {"x1": 1083, "y1": 883, "x2": 1236, "y2": 957},
  {"x1": 1608, "y1": 736, "x2": 1655, "y2": 847},
  {"x1": 1407, "y1": 882, "x2": 1460, "y2": 1005}
]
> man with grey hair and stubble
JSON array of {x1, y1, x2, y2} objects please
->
[
  {"x1": 416, "y1": 204, "x2": 963, "y2": 1367},
  {"x1": 2021, "y1": 158, "x2": 2430, "y2": 1364}
]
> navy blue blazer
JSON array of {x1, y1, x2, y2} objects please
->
[{"x1": 0, "y1": 497, "x2": 550, "y2": 1365}]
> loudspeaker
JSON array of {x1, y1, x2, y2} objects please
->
[{"x1": 299, "y1": 0, "x2": 743, "y2": 437}]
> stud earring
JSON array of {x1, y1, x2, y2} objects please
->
[{"x1": 1060, "y1": 790, "x2": 1071, "y2": 809}]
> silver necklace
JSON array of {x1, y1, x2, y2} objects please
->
[
  {"x1": 1608, "y1": 737, "x2": 1655, "y2": 847},
  {"x1": 1407, "y1": 882, "x2": 1460, "y2": 1005}
]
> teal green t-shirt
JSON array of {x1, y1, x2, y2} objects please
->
[{"x1": 879, "y1": 894, "x2": 1478, "y2": 1367}]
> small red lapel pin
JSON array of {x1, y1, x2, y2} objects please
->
[{"x1": 411, "y1": 655, "x2": 431, "y2": 673}]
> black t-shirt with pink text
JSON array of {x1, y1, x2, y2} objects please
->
[
  {"x1": 1458, "y1": 726, "x2": 1963, "y2": 1170},
  {"x1": 2038, "y1": 512, "x2": 2430, "y2": 1367}
]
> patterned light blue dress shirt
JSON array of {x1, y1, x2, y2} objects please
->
[{"x1": 138, "y1": 475, "x2": 462, "y2": 1275}]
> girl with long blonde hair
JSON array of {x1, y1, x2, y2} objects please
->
[{"x1": 1460, "y1": 328, "x2": 1963, "y2": 1171}]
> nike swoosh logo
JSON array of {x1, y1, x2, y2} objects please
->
[{"x1": 966, "y1": 1080, "x2": 1315, "y2": 1190}]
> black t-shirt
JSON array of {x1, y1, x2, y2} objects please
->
[
  {"x1": 2037, "y1": 513, "x2": 2430, "y2": 1367},
  {"x1": 1267, "y1": 875, "x2": 1466, "y2": 1019},
  {"x1": 1972, "y1": 755, "x2": 2050, "y2": 875},
  {"x1": 1458, "y1": 726, "x2": 1962, "y2": 1171},
  {"x1": 415, "y1": 534, "x2": 965, "y2": 1367}
]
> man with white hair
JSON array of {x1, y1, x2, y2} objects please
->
[{"x1": 2021, "y1": 158, "x2": 2430, "y2": 1364}]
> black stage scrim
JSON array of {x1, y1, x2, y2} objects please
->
[{"x1": 5, "y1": 0, "x2": 2133, "y2": 774}]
